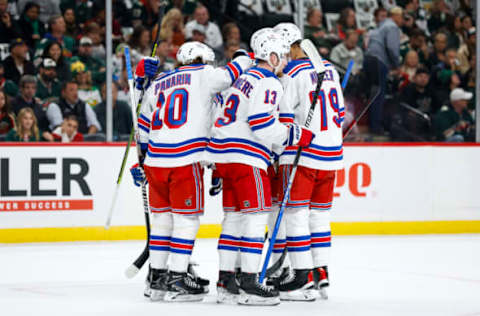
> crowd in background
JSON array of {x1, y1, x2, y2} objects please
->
[{"x1": 0, "y1": 0, "x2": 476, "y2": 143}]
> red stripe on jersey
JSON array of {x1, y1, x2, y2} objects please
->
[
  {"x1": 148, "y1": 141, "x2": 208, "y2": 153},
  {"x1": 208, "y1": 141, "x2": 271, "y2": 161}
]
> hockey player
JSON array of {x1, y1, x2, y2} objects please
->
[
  {"x1": 273, "y1": 23, "x2": 344, "y2": 300},
  {"x1": 130, "y1": 41, "x2": 252, "y2": 302},
  {"x1": 207, "y1": 29, "x2": 315, "y2": 306}
]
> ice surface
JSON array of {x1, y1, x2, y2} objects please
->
[{"x1": 1, "y1": 235, "x2": 480, "y2": 316}]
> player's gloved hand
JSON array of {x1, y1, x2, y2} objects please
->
[
  {"x1": 135, "y1": 57, "x2": 159, "y2": 90},
  {"x1": 209, "y1": 176, "x2": 223, "y2": 196},
  {"x1": 286, "y1": 124, "x2": 315, "y2": 147},
  {"x1": 130, "y1": 163, "x2": 146, "y2": 187}
]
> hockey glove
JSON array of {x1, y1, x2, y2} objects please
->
[
  {"x1": 209, "y1": 175, "x2": 223, "y2": 196},
  {"x1": 232, "y1": 49, "x2": 255, "y2": 59},
  {"x1": 135, "y1": 57, "x2": 159, "y2": 90},
  {"x1": 286, "y1": 124, "x2": 315, "y2": 148},
  {"x1": 130, "y1": 163, "x2": 146, "y2": 187}
]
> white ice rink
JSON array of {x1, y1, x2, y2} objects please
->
[{"x1": 1, "y1": 235, "x2": 480, "y2": 316}]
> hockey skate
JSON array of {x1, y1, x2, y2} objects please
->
[
  {"x1": 216, "y1": 271, "x2": 240, "y2": 304},
  {"x1": 266, "y1": 266, "x2": 290, "y2": 288},
  {"x1": 188, "y1": 262, "x2": 210, "y2": 293},
  {"x1": 313, "y1": 266, "x2": 329, "y2": 300},
  {"x1": 145, "y1": 267, "x2": 168, "y2": 301},
  {"x1": 237, "y1": 272, "x2": 280, "y2": 306},
  {"x1": 278, "y1": 269, "x2": 316, "y2": 301},
  {"x1": 164, "y1": 271, "x2": 207, "y2": 302}
]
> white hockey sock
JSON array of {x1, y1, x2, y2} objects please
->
[
  {"x1": 169, "y1": 213, "x2": 200, "y2": 273},
  {"x1": 218, "y1": 211, "x2": 242, "y2": 272},
  {"x1": 309, "y1": 210, "x2": 332, "y2": 267},
  {"x1": 240, "y1": 212, "x2": 269, "y2": 274},
  {"x1": 267, "y1": 206, "x2": 287, "y2": 268},
  {"x1": 285, "y1": 207, "x2": 313, "y2": 270},
  {"x1": 149, "y1": 212, "x2": 173, "y2": 270}
]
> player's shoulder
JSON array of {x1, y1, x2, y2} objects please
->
[
  {"x1": 243, "y1": 66, "x2": 280, "y2": 84},
  {"x1": 283, "y1": 58, "x2": 314, "y2": 78}
]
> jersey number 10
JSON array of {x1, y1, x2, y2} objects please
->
[{"x1": 152, "y1": 88, "x2": 189, "y2": 130}]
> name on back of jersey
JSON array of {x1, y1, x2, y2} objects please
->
[
  {"x1": 154, "y1": 73, "x2": 192, "y2": 96},
  {"x1": 310, "y1": 69, "x2": 335, "y2": 84},
  {"x1": 232, "y1": 77, "x2": 254, "y2": 98}
]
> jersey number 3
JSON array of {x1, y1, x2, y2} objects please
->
[
  {"x1": 215, "y1": 94, "x2": 240, "y2": 127},
  {"x1": 152, "y1": 88, "x2": 189, "y2": 130}
]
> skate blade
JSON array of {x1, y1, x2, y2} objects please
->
[
  {"x1": 238, "y1": 292, "x2": 280, "y2": 306},
  {"x1": 280, "y1": 289, "x2": 316, "y2": 302},
  {"x1": 164, "y1": 291, "x2": 206, "y2": 302},
  {"x1": 216, "y1": 292, "x2": 239, "y2": 304},
  {"x1": 319, "y1": 287, "x2": 328, "y2": 300},
  {"x1": 149, "y1": 289, "x2": 166, "y2": 301}
]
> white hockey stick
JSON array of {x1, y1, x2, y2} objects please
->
[{"x1": 259, "y1": 39, "x2": 326, "y2": 283}]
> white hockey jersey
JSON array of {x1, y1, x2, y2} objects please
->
[
  {"x1": 278, "y1": 58, "x2": 344, "y2": 170},
  {"x1": 206, "y1": 66, "x2": 289, "y2": 171},
  {"x1": 137, "y1": 59, "x2": 250, "y2": 168}
]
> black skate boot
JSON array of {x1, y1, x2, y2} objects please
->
[
  {"x1": 266, "y1": 266, "x2": 290, "y2": 288},
  {"x1": 164, "y1": 271, "x2": 207, "y2": 302},
  {"x1": 188, "y1": 263, "x2": 210, "y2": 293},
  {"x1": 313, "y1": 266, "x2": 329, "y2": 299},
  {"x1": 216, "y1": 271, "x2": 240, "y2": 304},
  {"x1": 278, "y1": 269, "x2": 316, "y2": 301},
  {"x1": 145, "y1": 267, "x2": 168, "y2": 301},
  {"x1": 237, "y1": 272, "x2": 280, "y2": 306}
]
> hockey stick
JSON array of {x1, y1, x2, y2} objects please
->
[
  {"x1": 124, "y1": 2, "x2": 168, "y2": 278},
  {"x1": 264, "y1": 59, "x2": 355, "y2": 278},
  {"x1": 106, "y1": 1, "x2": 167, "y2": 229},
  {"x1": 259, "y1": 39, "x2": 326, "y2": 283}
]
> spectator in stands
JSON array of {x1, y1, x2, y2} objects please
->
[
  {"x1": 457, "y1": 27, "x2": 475, "y2": 74},
  {"x1": 330, "y1": 30, "x2": 364, "y2": 75},
  {"x1": 433, "y1": 88, "x2": 474, "y2": 141},
  {"x1": 218, "y1": 39, "x2": 240, "y2": 66},
  {"x1": 94, "y1": 82, "x2": 132, "y2": 140},
  {"x1": 130, "y1": 0, "x2": 147, "y2": 28},
  {"x1": 364, "y1": 6, "x2": 404, "y2": 134},
  {"x1": 46, "y1": 81, "x2": 101, "y2": 135},
  {"x1": 5, "y1": 107, "x2": 40, "y2": 141},
  {"x1": 84, "y1": 22, "x2": 105, "y2": 60},
  {"x1": 462, "y1": 52, "x2": 476, "y2": 107},
  {"x1": 190, "y1": 23, "x2": 207, "y2": 44},
  {"x1": 51, "y1": 114, "x2": 83, "y2": 142},
  {"x1": 63, "y1": 7, "x2": 78, "y2": 40},
  {"x1": 399, "y1": 67, "x2": 434, "y2": 115},
  {"x1": 160, "y1": 8, "x2": 185, "y2": 52},
  {"x1": 0, "y1": 63, "x2": 18, "y2": 99},
  {"x1": 398, "y1": 50, "x2": 420, "y2": 90},
  {"x1": 433, "y1": 65, "x2": 462, "y2": 109},
  {"x1": 86, "y1": 1, "x2": 122, "y2": 39},
  {"x1": 0, "y1": 0, "x2": 19, "y2": 44},
  {"x1": 447, "y1": 16, "x2": 465, "y2": 49},
  {"x1": 0, "y1": 89, "x2": 14, "y2": 136},
  {"x1": 128, "y1": 25, "x2": 152, "y2": 66},
  {"x1": 12, "y1": 75, "x2": 53, "y2": 141},
  {"x1": 335, "y1": 8, "x2": 364, "y2": 41},
  {"x1": 17, "y1": 0, "x2": 61, "y2": 25},
  {"x1": 71, "y1": 37, "x2": 106, "y2": 86},
  {"x1": 461, "y1": 15, "x2": 473, "y2": 38},
  {"x1": 70, "y1": 60, "x2": 101, "y2": 108},
  {"x1": 427, "y1": 0, "x2": 452, "y2": 34},
  {"x1": 3, "y1": 38, "x2": 35, "y2": 84},
  {"x1": 60, "y1": 0, "x2": 93, "y2": 26},
  {"x1": 404, "y1": 0, "x2": 429, "y2": 35},
  {"x1": 400, "y1": 28, "x2": 429, "y2": 65},
  {"x1": 222, "y1": 22, "x2": 247, "y2": 50},
  {"x1": 36, "y1": 58, "x2": 61, "y2": 103},
  {"x1": 304, "y1": 8, "x2": 332, "y2": 56},
  {"x1": 36, "y1": 15, "x2": 75, "y2": 59},
  {"x1": 156, "y1": 36, "x2": 175, "y2": 72},
  {"x1": 41, "y1": 41, "x2": 71, "y2": 82},
  {"x1": 373, "y1": 7, "x2": 388, "y2": 26},
  {"x1": 17, "y1": 2, "x2": 45, "y2": 50},
  {"x1": 429, "y1": 32, "x2": 449, "y2": 68},
  {"x1": 185, "y1": 5, "x2": 223, "y2": 50}
]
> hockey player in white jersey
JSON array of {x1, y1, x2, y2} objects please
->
[
  {"x1": 273, "y1": 23, "x2": 344, "y2": 300},
  {"x1": 130, "y1": 41, "x2": 252, "y2": 302},
  {"x1": 207, "y1": 29, "x2": 315, "y2": 306}
]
